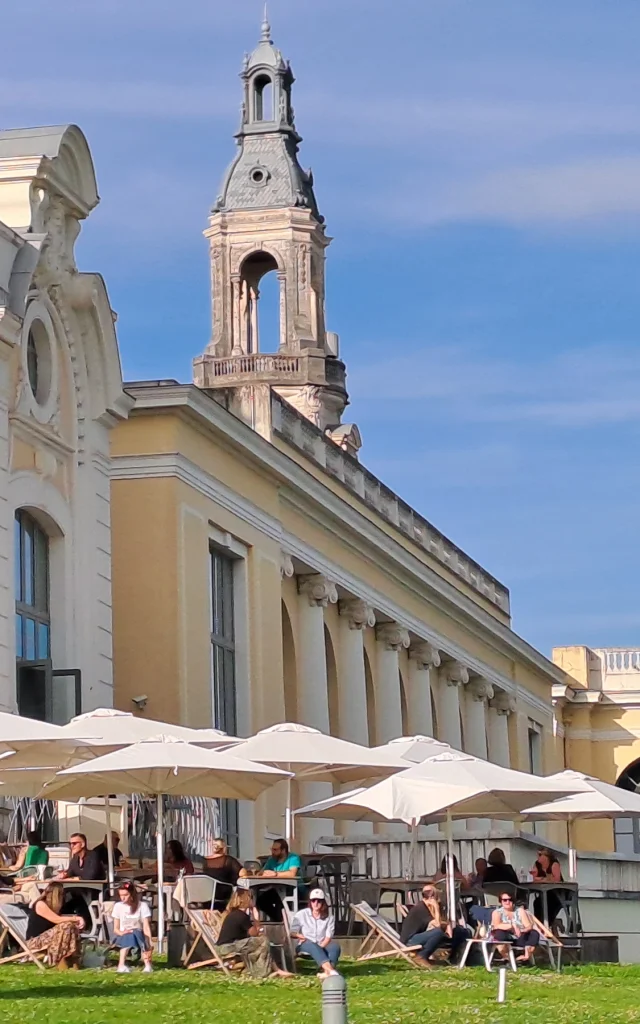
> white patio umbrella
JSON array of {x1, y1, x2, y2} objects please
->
[
  {"x1": 42, "y1": 735, "x2": 291, "y2": 951},
  {"x1": 372, "y1": 735, "x2": 451, "y2": 764},
  {"x1": 521, "y1": 769, "x2": 640, "y2": 879},
  {"x1": 229, "y1": 722, "x2": 407, "y2": 840},
  {"x1": 0, "y1": 711, "x2": 94, "y2": 767},
  {"x1": 0, "y1": 708, "x2": 239, "y2": 883},
  {"x1": 296, "y1": 750, "x2": 584, "y2": 924}
]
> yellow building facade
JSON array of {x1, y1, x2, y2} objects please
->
[{"x1": 108, "y1": 20, "x2": 571, "y2": 857}]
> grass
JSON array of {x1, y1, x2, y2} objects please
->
[{"x1": 1, "y1": 961, "x2": 639, "y2": 1023}]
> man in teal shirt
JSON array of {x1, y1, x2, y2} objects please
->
[{"x1": 257, "y1": 839, "x2": 302, "y2": 920}]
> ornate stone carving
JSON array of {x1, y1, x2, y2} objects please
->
[
  {"x1": 298, "y1": 573, "x2": 338, "y2": 608},
  {"x1": 467, "y1": 677, "x2": 495, "y2": 703},
  {"x1": 442, "y1": 661, "x2": 470, "y2": 687},
  {"x1": 376, "y1": 622, "x2": 410, "y2": 652},
  {"x1": 280, "y1": 551, "x2": 294, "y2": 579},
  {"x1": 409, "y1": 642, "x2": 441, "y2": 670},
  {"x1": 339, "y1": 598, "x2": 375, "y2": 631},
  {"x1": 490, "y1": 690, "x2": 517, "y2": 716}
]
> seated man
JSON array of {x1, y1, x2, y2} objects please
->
[
  {"x1": 93, "y1": 832, "x2": 126, "y2": 874},
  {"x1": 55, "y1": 832, "x2": 106, "y2": 930},
  {"x1": 400, "y1": 885, "x2": 470, "y2": 967},
  {"x1": 254, "y1": 838, "x2": 301, "y2": 922}
]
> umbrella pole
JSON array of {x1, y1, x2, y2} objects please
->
[
  {"x1": 445, "y1": 809, "x2": 456, "y2": 928},
  {"x1": 407, "y1": 819, "x2": 418, "y2": 880},
  {"x1": 156, "y1": 794, "x2": 165, "y2": 955},
  {"x1": 568, "y1": 817, "x2": 578, "y2": 881},
  {"x1": 285, "y1": 775, "x2": 293, "y2": 844},
  {"x1": 104, "y1": 795, "x2": 115, "y2": 892}
]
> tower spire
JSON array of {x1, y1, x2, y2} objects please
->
[{"x1": 260, "y1": 3, "x2": 271, "y2": 42}]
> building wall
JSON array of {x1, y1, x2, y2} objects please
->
[{"x1": 111, "y1": 392, "x2": 565, "y2": 855}]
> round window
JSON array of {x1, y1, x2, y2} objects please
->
[
  {"x1": 25, "y1": 320, "x2": 52, "y2": 406},
  {"x1": 249, "y1": 166, "x2": 269, "y2": 186}
]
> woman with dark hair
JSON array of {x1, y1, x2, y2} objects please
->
[
  {"x1": 290, "y1": 888, "x2": 341, "y2": 979},
  {"x1": 164, "y1": 840, "x2": 194, "y2": 878},
  {"x1": 482, "y1": 847, "x2": 519, "y2": 886},
  {"x1": 434, "y1": 855, "x2": 468, "y2": 884},
  {"x1": 531, "y1": 848, "x2": 564, "y2": 928},
  {"x1": 4, "y1": 830, "x2": 48, "y2": 875},
  {"x1": 26, "y1": 882, "x2": 84, "y2": 969},
  {"x1": 216, "y1": 889, "x2": 292, "y2": 978},
  {"x1": 491, "y1": 891, "x2": 539, "y2": 963},
  {"x1": 111, "y1": 881, "x2": 153, "y2": 973}
]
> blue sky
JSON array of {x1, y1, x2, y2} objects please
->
[{"x1": 3, "y1": 0, "x2": 640, "y2": 657}]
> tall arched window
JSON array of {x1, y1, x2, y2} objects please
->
[
  {"x1": 254, "y1": 75, "x2": 273, "y2": 121},
  {"x1": 15, "y1": 510, "x2": 50, "y2": 663},
  {"x1": 14, "y1": 509, "x2": 80, "y2": 723}
]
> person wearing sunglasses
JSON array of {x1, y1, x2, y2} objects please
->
[
  {"x1": 400, "y1": 885, "x2": 470, "y2": 967},
  {"x1": 290, "y1": 888, "x2": 341, "y2": 979},
  {"x1": 55, "y1": 833, "x2": 105, "y2": 931},
  {"x1": 490, "y1": 892, "x2": 539, "y2": 963}
]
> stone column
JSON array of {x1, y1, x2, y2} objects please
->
[
  {"x1": 231, "y1": 276, "x2": 242, "y2": 355},
  {"x1": 437, "y1": 661, "x2": 468, "y2": 749},
  {"x1": 487, "y1": 690, "x2": 515, "y2": 768},
  {"x1": 464, "y1": 678, "x2": 494, "y2": 834},
  {"x1": 278, "y1": 272, "x2": 287, "y2": 350},
  {"x1": 296, "y1": 574, "x2": 337, "y2": 732},
  {"x1": 297, "y1": 574, "x2": 337, "y2": 849},
  {"x1": 249, "y1": 284, "x2": 259, "y2": 353},
  {"x1": 374, "y1": 622, "x2": 410, "y2": 744},
  {"x1": 337, "y1": 598, "x2": 375, "y2": 745},
  {"x1": 406, "y1": 642, "x2": 440, "y2": 737}
]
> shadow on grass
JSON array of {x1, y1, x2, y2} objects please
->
[{"x1": 0, "y1": 980, "x2": 198, "y2": 1001}]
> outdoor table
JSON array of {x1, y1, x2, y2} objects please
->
[
  {"x1": 236, "y1": 875, "x2": 299, "y2": 915},
  {"x1": 520, "y1": 880, "x2": 581, "y2": 934}
]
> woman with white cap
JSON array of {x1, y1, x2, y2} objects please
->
[{"x1": 290, "y1": 888, "x2": 341, "y2": 978}]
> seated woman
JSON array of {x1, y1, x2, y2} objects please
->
[
  {"x1": 26, "y1": 882, "x2": 85, "y2": 970},
  {"x1": 164, "y1": 840, "x2": 194, "y2": 880},
  {"x1": 204, "y1": 838, "x2": 242, "y2": 911},
  {"x1": 5, "y1": 830, "x2": 48, "y2": 878},
  {"x1": 482, "y1": 848, "x2": 519, "y2": 887},
  {"x1": 216, "y1": 889, "x2": 292, "y2": 979},
  {"x1": 531, "y1": 847, "x2": 564, "y2": 929},
  {"x1": 290, "y1": 888, "x2": 340, "y2": 979},
  {"x1": 434, "y1": 854, "x2": 468, "y2": 885},
  {"x1": 111, "y1": 881, "x2": 153, "y2": 974},
  {"x1": 490, "y1": 891, "x2": 539, "y2": 963}
]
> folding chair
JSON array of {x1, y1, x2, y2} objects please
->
[
  {"x1": 531, "y1": 914, "x2": 565, "y2": 971},
  {"x1": 457, "y1": 923, "x2": 518, "y2": 972},
  {"x1": 183, "y1": 908, "x2": 248, "y2": 974},
  {"x1": 0, "y1": 903, "x2": 46, "y2": 970},
  {"x1": 350, "y1": 901, "x2": 423, "y2": 967}
]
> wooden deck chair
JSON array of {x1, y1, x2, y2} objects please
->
[
  {"x1": 350, "y1": 901, "x2": 423, "y2": 967},
  {"x1": 530, "y1": 914, "x2": 564, "y2": 971},
  {"x1": 457, "y1": 915, "x2": 518, "y2": 973},
  {"x1": 0, "y1": 903, "x2": 46, "y2": 970},
  {"x1": 183, "y1": 908, "x2": 249, "y2": 974}
]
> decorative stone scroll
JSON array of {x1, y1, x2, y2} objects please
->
[
  {"x1": 467, "y1": 678, "x2": 495, "y2": 703},
  {"x1": 280, "y1": 551, "x2": 295, "y2": 579},
  {"x1": 409, "y1": 642, "x2": 441, "y2": 670},
  {"x1": 442, "y1": 661, "x2": 470, "y2": 687},
  {"x1": 490, "y1": 690, "x2": 517, "y2": 716},
  {"x1": 375, "y1": 622, "x2": 411, "y2": 652},
  {"x1": 339, "y1": 598, "x2": 376, "y2": 631},
  {"x1": 297, "y1": 573, "x2": 338, "y2": 608}
]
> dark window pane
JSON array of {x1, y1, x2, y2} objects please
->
[
  {"x1": 14, "y1": 516, "x2": 22, "y2": 602},
  {"x1": 616, "y1": 832, "x2": 636, "y2": 856},
  {"x1": 222, "y1": 559, "x2": 234, "y2": 640},
  {"x1": 24, "y1": 617, "x2": 36, "y2": 660},
  {"x1": 15, "y1": 615, "x2": 23, "y2": 659},
  {"x1": 37, "y1": 622, "x2": 49, "y2": 659},
  {"x1": 34, "y1": 527, "x2": 49, "y2": 613},
  {"x1": 23, "y1": 522, "x2": 33, "y2": 606}
]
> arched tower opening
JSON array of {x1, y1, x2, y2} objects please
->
[
  {"x1": 253, "y1": 74, "x2": 274, "y2": 122},
  {"x1": 239, "y1": 251, "x2": 281, "y2": 354}
]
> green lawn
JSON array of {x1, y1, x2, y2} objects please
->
[{"x1": 1, "y1": 962, "x2": 639, "y2": 1023}]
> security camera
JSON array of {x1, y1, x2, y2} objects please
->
[{"x1": 131, "y1": 695, "x2": 148, "y2": 710}]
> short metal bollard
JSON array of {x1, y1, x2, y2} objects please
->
[
  {"x1": 497, "y1": 966, "x2": 507, "y2": 1003},
  {"x1": 322, "y1": 973, "x2": 348, "y2": 1024}
]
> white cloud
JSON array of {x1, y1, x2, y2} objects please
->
[{"x1": 350, "y1": 343, "x2": 640, "y2": 428}]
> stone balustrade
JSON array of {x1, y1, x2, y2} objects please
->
[{"x1": 274, "y1": 393, "x2": 510, "y2": 614}]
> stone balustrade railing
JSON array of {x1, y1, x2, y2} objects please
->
[
  {"x1": 597, "y1": 649, "x2": 640, "y2": 673},
  {"x1": 209, "y1": 353, "x2": 301, "y2": 378},
  {"x1": 273, "y1": 394, "x2": 510, "y2": 614}
]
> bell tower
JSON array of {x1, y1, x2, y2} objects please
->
[{"x1": 193, "y1": 9, "x2": 349, "y2": 431}]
